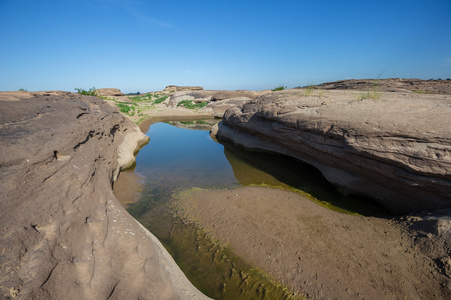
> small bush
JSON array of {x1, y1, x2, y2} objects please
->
[
  {"x1": 358, "y1": 91, "x2": 381, "y2": 100},
  {"x1": 153, "y1": 95, "x2": 169, "y2": 104},
  {"x1": 272, "y1": 86, "x2": 285, "y2": 91},
  {"x1": 75, "y1": 86, "x2": 98, "y2": 96},
  {"x1": 115, "y1": 102, "x2": 137, "y2": 115},
  {"x1": 177, "y1": 100, "x2": 208, "y2": 109},
  {"x1": 18, "y1": 88, "x2": 27, "y2": 91}
]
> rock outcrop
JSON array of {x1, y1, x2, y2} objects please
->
[
  {"x1": 215, "y1": 89, "x2": 451, "y2": 214},
  {"x1": 163, "y1": 85, "x2": 204, "y2": 92},
  {"x1": 168, "y1": 90, "x2": 271, "y2": 107},
  {"x1": 0, "y1": 91, "x2": 208, "y2": 299},
  {"x1": 313, "y1": 78, "x2": 451, "y2": 95},
  {"x1": 95, "y1": 88, "x2": 124, "y2": 97}
]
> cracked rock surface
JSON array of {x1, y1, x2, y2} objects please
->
[{"x1": 0, "y1": 91, "x2": 208, "y2": 300}]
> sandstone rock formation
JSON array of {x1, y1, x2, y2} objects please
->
[
  {"x1": 95, "y1": 88, "x2": 124, "y2": 97},
  {"x1": 163, "y1": 85, "x2": 204, "y2": 92},
  {"x1": 0, "y1": 91, "x2": 208, "y2": 299},
  {"x1": 206, "y1": 97, "x2": 252, "y2": 118},
  {"x1": 312, "y1": 78, "x2": 451, "y2": 95},
  {"x1": 215, "y1": 90, "x2": 451, "y2": 214},
  {"x1": 168, "y1": 90, "x2": 271, "y2": 107}
]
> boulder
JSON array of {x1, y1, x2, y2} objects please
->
[
  {"x1": 95, "y1": 88, "x2": 124, "y2": 97},
  {"x1": 206, "y1": 97, "x2": 252, "y2": 118},
  {"x1": 215, "y1": 90, "x2": 451, "y2": 214},
  {"x1": 0, "y1": 91, "x2": 209, "y2": 299}
]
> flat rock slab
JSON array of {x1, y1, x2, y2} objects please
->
[
  {"x1": 0, "y1": 91, "x2": 208, "y2": 299},
  {"x1": 217, "y1": 89, "x2": 451, "y2": 214},
  {"x1": 315, "y1": 78, "x2": 451, "y2": 95},
  {"x1": 176, "y1": 186, "x2": 451, "y2": 299}
]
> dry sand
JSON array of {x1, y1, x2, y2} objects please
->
[{"x1": 176, "y1": 186, "x2": 451, "y2": 299}]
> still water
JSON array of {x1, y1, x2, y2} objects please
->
[{"x1": 121, "y1": 120, "x2": 388, "y2": 299}]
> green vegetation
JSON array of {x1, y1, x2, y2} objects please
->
[
  {"x1": 17, "y1": 88, "x2": 27, "y2": 91},
  {"x1": 358, "y1": 73, "x2": 383, "y2": 101},
  {"x1": 412, "y1": 89, "x2": 428, "y2": 94},
  {"x1": 128, "y1": 94, "x2": 153, "y2": 102},
  {"x1": 153, "y1": 95, "x2": 169, "y2": 104},
  {"x1": 115, "y1": 102, "x2": 137, "y2": 115},
  {"x1": 75, "y1": 86, "x2": 98, "y2": 96},
  {"x1": 98, "y1": 96, "x2": 116, "y2": 100},
  {"x1": 303, "y1": 82, "x2": 315, "y2": 97},
  {"x1": 271, "y1": 85, "x2": 286, "y2": 91},
  {"x1": 177, "y1": 100, "x2": 208, "y2": 109},
  {"x1": 358, "y1": 90, "x2": 381, "y2": 100},
  {"x1": 128, "y1": 186, "x2": 302, "y2": 300}
]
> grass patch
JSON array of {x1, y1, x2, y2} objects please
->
[
  {"x1": 177, "y1": 100, "x2": 208, "y2": 109},
  {"x1": 272, "y1": 86, "x2": 286, "y2": 91},
  {"x1": 128, "y1": 94, "x2": 153, "y2": 102},
  {"x1": 358, "y1": 90, "x2": 381, "y2": 100},
  {"x1": 358, "y1": 72, "x2": 383, "y2": 101},
  {"x1": 153, "y1": 95, "x2": 169, "y2": 104},
  {"x1": 75, "y1": 86, "x2": 98, "y2": 96},
  {"x1": 303, "y1": 82, "x2": 315, "y2": 97},
  {"x1": 115, "y1": 102, "x2": 137, "y2": 115},
  {"x1": 412, "y1": 89, "x2": 428, "y2": 94}
]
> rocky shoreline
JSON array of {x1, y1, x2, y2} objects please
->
[
  {"x1": 0, "y1": 91, "x2": 209, "y2": 299},
  {"x1": 175, "y1": 186, "x2": 451, "y2": 299},
  {"x1": 214, "y1": 89, "x2": 451, "y2": 214},
  {"x1": 1, "y1": 79, "x2": 451, "y2": 299}
]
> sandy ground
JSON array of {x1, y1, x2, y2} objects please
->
[{"x1": 175, "y1": 186, "x2": 451, "y2": 300}]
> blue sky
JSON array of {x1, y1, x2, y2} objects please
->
[{"x1": 1, "y1": 0, "x2": 450, "y2": 93}]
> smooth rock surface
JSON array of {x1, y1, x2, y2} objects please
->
[
  {"x1": 314, "y1": 78, "x2": 451, "y2": 95},
  {"x1": 163, "y1": 85, "x2": 204, "y2": 92},
  {"x1": 0, "y1": 91, "x2": 209, "y2": 300},
  {"x1": 168, "y1": 90, "x2": 270, "y2": 107},
  {"x1": 95, "y1": 88, "x2": 124, "y2": 97},
  {"x1": 216, "y1": 89, "x2": 451, "y2": 214}
]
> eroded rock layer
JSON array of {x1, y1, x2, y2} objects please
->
[
  {"x1": 216, "y1": 90, "x2": 451, "y2": 214},
  {"x1": 0, "y1": 91, "x2": 208, "y2": 300}
]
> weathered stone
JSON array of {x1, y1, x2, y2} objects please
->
[
  {"x1": 207, "y1": 97, "x2": 252, "y2": 118},
  {"x1": 168, "y1": 90, "x2": 270, "y2": 107},
  {"x1": 312, "y1": 78, "x2": 451, "y2": 95},
  {"x1": 0, "y1": 91, "x2": 209, "y2": 299},
  {"x1": 95, "y1": 88, "x2": 124, "y2": 97},
  {"x1": 164, "y1": 85, "x2": 204, "y2": 92},
  {"x1": 215, "y1": 89, "x2": 451, "y2": 214}
]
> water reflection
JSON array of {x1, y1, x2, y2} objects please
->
[{"x1": 121, "y1": 120, "x2": 389, "y2": 299}]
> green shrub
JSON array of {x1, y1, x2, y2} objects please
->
[
  {"x1": 271, "y1": 86, "x2": 285, "y2": 91},
  {"x1": 128, "y1": 94, "x2": 152, "y2": 102},
  {"x1": 115, "y1": 102, "x2": 136, "y2": 115},
  {"x1": 358, "y1": 91, "x2": 381, "y2": 100},
  {"x1": 153, "y1": 95, "x2": 169, "y2": 104},
  {"x1": 75, "y1": 86, "x2": 98, "y2": 96},
  {"x1": 18, "y1": 88, "x2": 27, "y2": 91},
  {"x1": 177, "y1": 100, "x2": 208, "y2": 109}
]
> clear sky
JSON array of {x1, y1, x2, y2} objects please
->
[{"x1": 1, "y1": 0, "x2": 450, "y2": 93}]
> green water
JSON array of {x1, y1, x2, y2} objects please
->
[{"x1": 124, "y1": 120, "x2": 389, "y2": 299}]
